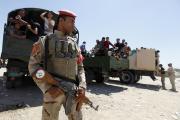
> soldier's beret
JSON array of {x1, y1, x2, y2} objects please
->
[{"x1": 59, "y1": 10, "x2": 76, "y2": 18}]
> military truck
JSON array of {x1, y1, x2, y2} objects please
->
[
  {"x1": 1, "y1": 8, "x2": 59, "y2": 88},
  {"x1": 84, "y1": 49, "x2": 159, "y2": 84}
]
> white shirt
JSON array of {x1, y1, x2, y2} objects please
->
[{"x1": 44, "y1": 18, "x2": 55, "y2": 35}]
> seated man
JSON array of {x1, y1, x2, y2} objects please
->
[
  {"x1": 80, "y1": 41, "x2": 87, "y2": 56},
  {"x1": 114, "y1": 38, "x2": 121, "y2": 50},
  {"x1": 103, "y1": 37, "x2": 114, "y2": 50},
  {"x1": 102, "y1": 37, "x2": 115, "y2": 56},
  {"x1": 114, "y1": 38, "x2": 122, "y2": 57},
  {"x1": 95, "y1": 38, "x2": 106, "y2": 56},
  {"x1": 93, "y1": 39, "x2": 102, "y2": 56},
  {"x1": 9, "y1": 23, "x2": 26, "y2": 39},
  {"x1": 9, "y1": 9, "x2": 28, "y2": 26},
  {"x1": 26, "y1": 21, "x2": 40, "y2": 42},
  {"x1": 40, "y1": 11, "x2": 55, "y2": 35},
  {"x1": 123, "y1": 42, "x2": 131, "y2": 58}
]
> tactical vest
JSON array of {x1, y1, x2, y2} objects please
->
[{"x1": 44, "y1": 33, "x2": 79, "y2": 81}]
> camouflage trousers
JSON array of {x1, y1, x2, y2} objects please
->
[
  {"x1": 42, "y1": 92, "x2": 82, "y2": 120},
  {"x1": 169, "y1": 75, "x2": 176, "y2": 91},
  {"x1": 161, "y1": 74, "x2": 166, "y2": 89}
]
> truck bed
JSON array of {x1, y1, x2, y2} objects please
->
[
  {"x1": 84, "y1": 56, "x2": 129, "y2": 71},
  {"x1": 1, "y1": 36, "x2": 34, "y2": 62}
]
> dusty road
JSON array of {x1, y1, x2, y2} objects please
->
[{"x1": 0, "y1": 68, "x2": 180, "y2": 120}]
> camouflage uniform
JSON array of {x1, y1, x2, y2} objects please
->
[
  {"x1": 167, "y1": 66, "x2": 176, "y2": 91},
  {"x1": 159, "y1": 66, "x2": 166, "y2": 89},
  {"x1": 28, "y1": 30, "x2": 86, "y2": 120}
]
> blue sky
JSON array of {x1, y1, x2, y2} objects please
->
[{"x1": 0, "y1": 0, "x2": 180, "y2": 68}]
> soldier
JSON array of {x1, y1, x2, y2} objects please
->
[
  {"x1": 28, "y1": 10, "x2": 86, "y2": 120},
  {"x1": 80, "y1": 41, "x2": 87, "y2": 56},
  {"x1": 167, "y1": 63, "x2": 177, "y2": 92},
  {"x1": 159, "y1": 64, "x2": 166, "y2": 90}
]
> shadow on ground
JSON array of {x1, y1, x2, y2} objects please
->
[
  {"x1": 0, "y1": 77, "x2": 128, "y2": 112},
  {"x1": 108, "y1": 79, "x2": 161, "y2": 91},
  {"x1": 0, "y1": 76, "x2": 42, "y2": 112},
  {"x1": 87, "y1": 82, "x2": 128, "y2": 95}
]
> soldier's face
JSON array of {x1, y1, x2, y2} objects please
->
[{"x1": 62, "y1": 16, "x2": 75, "y2": 34}]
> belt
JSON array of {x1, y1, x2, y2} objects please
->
[{"x1": 49, "y1": 72, "x2": 79, "y2": 85}]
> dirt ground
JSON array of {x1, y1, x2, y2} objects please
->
[{"x1": 0, "y1": 68, "x2": 180, "y2": 120}]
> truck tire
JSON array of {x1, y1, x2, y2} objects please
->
[
  {"x1": 4, "y1": 73, "x2": 13, "y2": 89},
  {"x1": 6, "y1": 77, "x2": 22, "y2": 89},
  {"x1": 95, "y1": 72, "x2": 104, "y2": 83},
  {"x1": 14, "y1": 78, "x2": 22, "y2": 88},
  {"x1": 133, "y1": 75, "x2": 140, "y2": 83},
  {"x1": 6, "y1": 79, "x2": 13, "y2": 89},
  {"x1": 120, "y1": 71, "x2": 134, "y2": 84},
  {"x1": 85, "y1": 69, "x2": 95, "y2": 84}
]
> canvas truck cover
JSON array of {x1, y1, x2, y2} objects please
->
[
  {"x1": 129, "y1": 49, "x2": 156, "y2": 71},
  {"x1": 1, "y1": 36, "x2": 34, "y2": 62}
]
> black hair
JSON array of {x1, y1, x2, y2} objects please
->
[
  {"x1": 19, "y1": 9, "x2": 25, "y2": 12},
  {"x1": 44, "y1": 11, "x2": 53, "y2": 18}
]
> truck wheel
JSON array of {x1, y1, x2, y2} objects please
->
[
  {"x1": 133, "y1": 75, "x2": 140, "y2": 83},
  {"x1": 120, "y1": 71, "x2": 134, "y2": 84},
  {"x1": 95, "y1": 73, "x2": 104, "y2": 83},
  {"x1": 85, "y1": 70, "x2": 94, "y2": 84},
  {"x1": 14, "y1": 78, "x2": 22, "y2": 88},
  {"x1": 6, "y1": 79, "x2": 14, "y2": 89},
  {"x1": 5, "y1": 77, "x2": 22, "y2": 89},
  {"x1": 3, "y1": 73, "x2": 12, "y2": 89}
]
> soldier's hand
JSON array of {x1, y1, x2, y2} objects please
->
[
  {"x1": 75, "y1": 87, "x2": 86, "y2": 111},
  {"x1": 75, "y1": 87, "x2": 86, "y2": 102},
  {"x1": 77, "y1": 87, "x2": 85, "y2": 96}
]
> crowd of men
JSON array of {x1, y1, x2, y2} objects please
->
[
  {"x1": 7, "y1": 9, "x2": 55, "y2": 42},
  {"x1": 80, "y1": 37, "x2": 131, "y2": 59}
]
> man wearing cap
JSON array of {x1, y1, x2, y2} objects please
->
[
  {"x1": 159, "y1": 64, "x2": 166, "y2": 90},
  {"x1": 80, "y1": 41, "x2": 87, "y2": 56},
  {"x1": 167, "y1": 63, "x2": 177, "y2": 92},
  {"x1": 28, "y1": 10, "x2": 86, "y2": 120}
]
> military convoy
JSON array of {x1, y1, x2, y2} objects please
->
[
  {"x1": 1, "y1": 7, "x2": 159, "y2": 89},
  {"x1": 84, "y1": 49, "x2": 158, "y2": 84}
]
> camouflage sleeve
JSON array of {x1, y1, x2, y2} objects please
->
[
  {"x1": 76, "y1": 43, "x2": 86, "y2": 89},
  {"x1": 78, "y1": 61, "x2": 86, "y2": 89},
  {"x1": 28, "y1": 37, "x2": 52, "y2": 93},
  {"x1": 69, "y1": 37, "x2": 86, "y2": 89},
  {"x1": 28, "y1": 37, "x2": 45, "y2": 75}
]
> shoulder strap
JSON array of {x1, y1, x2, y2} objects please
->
[{"x1": 44, "y1": 36, "x2": 49, "y2": 70}]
